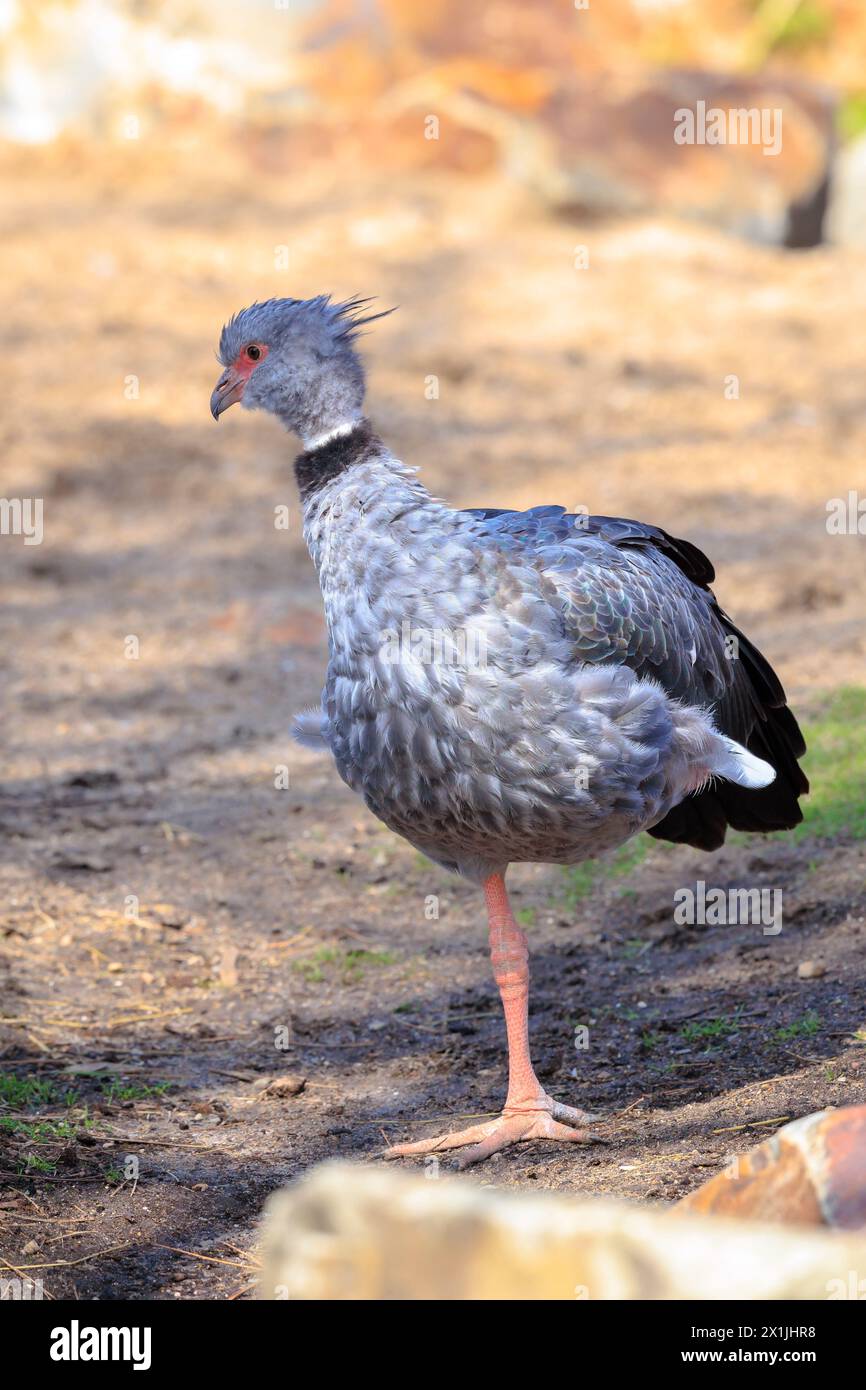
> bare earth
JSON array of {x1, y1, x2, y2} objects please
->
[{"x1": 1, "y1": 148, "x2": 864, "y2": 1298}]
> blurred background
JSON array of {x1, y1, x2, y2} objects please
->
[{"x1": 2, "y1": 0, "x2": 865, "y2": 1299}]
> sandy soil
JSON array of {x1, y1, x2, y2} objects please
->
[{"x1": 1, "y1": 147, "x2": 865, "y2": 1299}]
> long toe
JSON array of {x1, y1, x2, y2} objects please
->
[
  {"x1": 450, "y1": 1113, "x2": 535, "y2": 1169},
  {"x1": 383, "y1": 1119, "x2": 499, "y2": 1158},
  {"x1": 384, "y1": 1099, "x2": 601, "y2": 1168},
  {"x1": 452, "y1": 1111, "x2": 596, "y2": 1169}
]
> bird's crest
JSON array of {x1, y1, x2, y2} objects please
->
[{"x1": 218, "y1": 295, "x2": 395, "y2": 366}]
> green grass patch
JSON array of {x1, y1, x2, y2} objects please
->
[
  {"x1": 560, "y1": 837, "x2": 651, "y2": 907},
  {"x1": 764, "y1": 0, "x2": 833, "y2": 51},
  {"x1": 621, "y1": 938, "x2": 647, "y2": 960},
  {"x1": 291, "y1": 946, "x2": 339, "y2": 982},
  {"x1": 795, "y1": 687, "x2": 866, "y2": 841},
  {"x1": 98, "y1": 1078, "x2": 172, "y2": 1103},
  {"x1": 19, "y1": 1153, "x2": 56, "y2": 1175},
  {"x1": 0, "y1": 1074, "x2": 78, "y2": 1108},
  {"x1": 0, "y1": 1074, "x2": 99, "y2": 1179},
  {"x1": 680, "y1": 1012, "x2": 742, "y2": 1046},
  {"x1": 561, "y1": 688, "x2": 866, "y2": 877},
  {"x1": 292, "y1": 945, "x2": 397, "y2": 984},
  {"x1": 0, "y1": 1116, "x2": 81, "y2": 1141},
  {"x1": 839, "y1": 93, "x2": 866, "y2": 143},
  {"x1": 343, "y1": 948, "x2": 397, "y2": 975},
  {"x1": 775, "y1": 1011, "x2": 821, "y2": 1043}
]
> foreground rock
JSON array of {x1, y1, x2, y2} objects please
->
[
  {"x1": 258, "y1": 1160, "x2": 866, "y2": 1300},
  {"x1": 676, "y1": 1106, "x2": 866, "y2": 1229}
]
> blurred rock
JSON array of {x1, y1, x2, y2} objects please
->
[
  {"x1": 676, "y1": 1107, "x2": 866, "y2": 1229},
  {"x1": 826, "y1": 134, "x2": 866, "y2": 246},
  {"x1": 0, "y1": 1, "x2": 841, "y2": 249},
  {"x1": 390, "y1": 70, "x2": 835, "y2": 247},
  {"x1": 259, "y1": 1158, "x2": 866, "y2": 1300}
]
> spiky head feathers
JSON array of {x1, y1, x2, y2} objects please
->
[
  {"x1": 217, "y1": 295, "x2": 391, "y2": 369},
  {"x1": 213, "y1": 295, "x2": 393, "y2": 443}
]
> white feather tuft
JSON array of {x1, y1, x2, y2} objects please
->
[
  {"x1": 714, "y1": 736, "x2": 776, "y2": 789},
  {"x1": 292, "y1": 709, "x2": 329, "y2": 751}
]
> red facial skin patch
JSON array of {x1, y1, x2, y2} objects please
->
[
  {"x1": 211, "y1": 342, "x2": 269, "y2": 418},
  {"x1": 232, "y1": 342, "x2": 269, "y2": 385}
]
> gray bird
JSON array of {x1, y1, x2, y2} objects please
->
[{"x1": 211, "y1": 296, "x2": 808, "y2": 1167}]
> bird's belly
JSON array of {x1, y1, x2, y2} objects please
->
[{"x1": 324, "y1": 661, "x2": 679, "y2": 878}]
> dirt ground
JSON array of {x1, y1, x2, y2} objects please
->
[{"x1": 1, "y1": 145, "x2": 865, "y2": 1299}]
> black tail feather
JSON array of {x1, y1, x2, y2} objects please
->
[{"x1": 649, "y1": 618, "x2": 808, "y2": 852}]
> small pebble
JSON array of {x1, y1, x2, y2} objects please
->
[
  {"x1": 797, "y1": 960, "x2": 826, "y2": 979},
  {"x1": 261, "y1": 1073, "x2": 307, "y2": 1097}
]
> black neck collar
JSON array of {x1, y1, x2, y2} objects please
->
[{"x1": 294, "y1": 419, "x2": 378, "y2": 501}]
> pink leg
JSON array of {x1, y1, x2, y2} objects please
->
[
  {"x1": 486, "y1": 871, "x2": 547, "y2": 1108},
  {"x1": 384, "y1": 872, "x2": 601, "y2": 1168}
]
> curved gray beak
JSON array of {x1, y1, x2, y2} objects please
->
[{"x1": 210, "y1": 367, "x2": 245, "y2": 420}]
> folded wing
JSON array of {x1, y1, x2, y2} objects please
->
[{"x1": 464, "y1": 506, "x2": 808, "y2": 850}]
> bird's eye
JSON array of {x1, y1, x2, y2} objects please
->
[{"x1": 246, "y1": 344, "x2": 261, "y2": 360}]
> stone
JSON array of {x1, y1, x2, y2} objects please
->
[
  {"x1": 826, "y1": 134, "x2": 866, "y2": 247},
  {"x1": 676, "y1": 1106, "x2": 866, "y2": 1229},
  {"x1": 260, "y1": 1073, "x2": 306, "y2": 1098},
  {"x1": 797, "y1": 960, "x2": 827, "y2": 979},
  {"x1": 258, "y1": 1153, "x2": 866, "y2": 1300},
  {"x1": 383, "y1": 68, "x2": 835, "y2": 246}
]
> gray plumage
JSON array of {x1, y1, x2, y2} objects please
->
[
  {"x1": 216, "y1": 296, "x2": 393, "y2": 445},
  {"x1": 213, "y1": 295, "x2": 807, "y2": 885},
  {"x1": 294, "y1": 427, "x2": 804, "y2": 881}
]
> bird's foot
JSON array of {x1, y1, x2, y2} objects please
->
[{"x1": 384, "y1": 1093, "x2": 602, "y2": 1170}]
